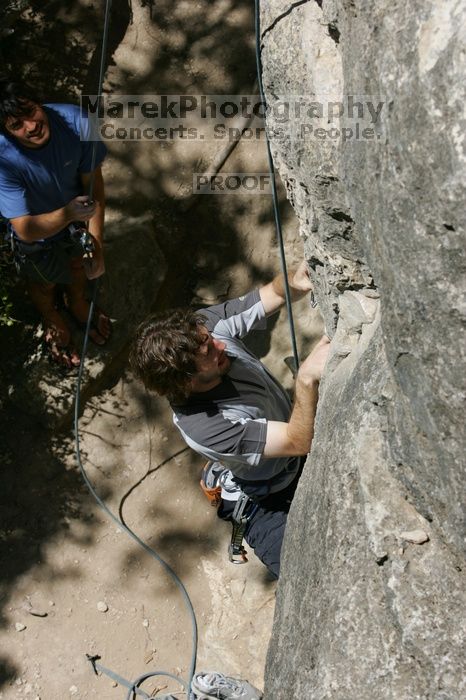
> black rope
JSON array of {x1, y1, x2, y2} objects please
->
[{"x1": 255, "y1": 0, "x2": 300, "y2": 372}]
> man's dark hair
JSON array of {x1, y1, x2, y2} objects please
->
[
  {"x1": 0, "y1": 79, "x2": 41, "y2": 133},
  {"x1": 130, "y1": 308, "x2": 206, "y2": 404}
]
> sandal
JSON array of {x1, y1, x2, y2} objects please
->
[
  {"x1": 69, "y1": 304, "x2": 112, "y2": 346},
  {"x1": 43, "y1": 329, "x2": 81, "y2": 370}
]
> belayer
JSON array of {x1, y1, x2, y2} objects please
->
[
  {"x1": 0, "y1": 80, "x2": 111, "y2": 367},
  {"x1": 131, "y1": 260, "x2": 330, "y2": 579}
]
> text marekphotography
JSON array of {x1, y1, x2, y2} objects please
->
[{"x1": 81, "y1": 94, "x2": 386, "y2": 143}]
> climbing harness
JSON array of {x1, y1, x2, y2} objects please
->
[
  {"x1": 200, "y1": 462, "x2": 259, "y2": 566},
  {"x1": 4, "y1": 221, "x2": 93, "y2": 277}
]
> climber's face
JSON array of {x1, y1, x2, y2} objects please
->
[
  {"x1": 4, "y1": 102, "x2": 50, "y2": 148},
  {"x1": 190, "y1": 327, "x2": 231, "y2": 392}
]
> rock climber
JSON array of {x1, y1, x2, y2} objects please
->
[
  {"x1": 130, "y1": 260, "x2": 330, "y2": 579},
  {"x1": 0, "y1": 79, "x2": 111, "y2": 367}
]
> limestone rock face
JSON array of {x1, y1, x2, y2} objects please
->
[{"x1": 262, "y1": 1, "x2": 466, "y2": 698}]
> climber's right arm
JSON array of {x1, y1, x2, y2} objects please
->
[{"x1": 264, "y1": 336, "x2": 330, "y2": 458}]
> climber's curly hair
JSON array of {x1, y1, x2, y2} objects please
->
[{"x1": 130, "y1": 308, "x2": 206, "y2": 404}]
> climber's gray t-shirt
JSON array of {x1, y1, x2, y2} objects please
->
[{"x1": 171, "y1": 290, "x2": 300, "y2": 496}]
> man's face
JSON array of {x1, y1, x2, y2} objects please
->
[
  {"x1": 192, "y1": 327, "x2": 231, "y2": 389},
  {"x1": 4, "y1": 102, "x2": 50, "y2": 148}
]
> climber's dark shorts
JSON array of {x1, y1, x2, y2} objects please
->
[
  {"x1": 9, "y1": 227, "x2": 85, "y2": 286},
  {"x1": 217, "y1": 458, "x2": 305, "y2": 580}
]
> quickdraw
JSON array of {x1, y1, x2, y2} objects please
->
[{"x1": 229, "y1": 493, "x2": 258, "y2": 565}]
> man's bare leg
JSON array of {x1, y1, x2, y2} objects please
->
[
  {"x1": 27, "y1": 279, "x2": 80, "y2": 368},
  {"x1": 66, "y1": 256, "x2": 111, "y2": 344}
]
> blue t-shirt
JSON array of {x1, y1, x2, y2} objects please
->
[{"x1": 0, "y1": 103, "x2": 107, "y2": 220}]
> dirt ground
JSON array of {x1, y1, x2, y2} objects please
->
[{"x1": 0, "y1": 2, "x2": 323, "y2": 698}]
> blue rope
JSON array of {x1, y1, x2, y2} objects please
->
[
  {"x1": 74, "y1": 0, "x2": 198, "y2": 695},
  {"x1": 75, "y1": 4, "x2": 297, "y2": 699},
  {"x1": 75, "y1": 284, "x2": 197, "y2": 699}
]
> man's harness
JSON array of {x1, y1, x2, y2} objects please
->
[
  {"x1": 6, "y1": 221, "x2": 94, "y2": 272},
  {"x1": 200, "y1": 462, "x2": 259, "y2": 565}
]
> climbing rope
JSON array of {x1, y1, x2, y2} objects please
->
[
  {"x1": 88, "y1": 0, "x2": 113, "y2": 200},
  {"x1": 75, "y1": 2, "x2": 300, "y2": 698},
  {"x1": 255, "y1": 0, "x2": 300, "y2": 372},
  {"x1": 74, "y1": 296, "x2": 197, "y2": 700},
  {"x1": 74, "y1": 0, "x2": 197, "y2": 698}
]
